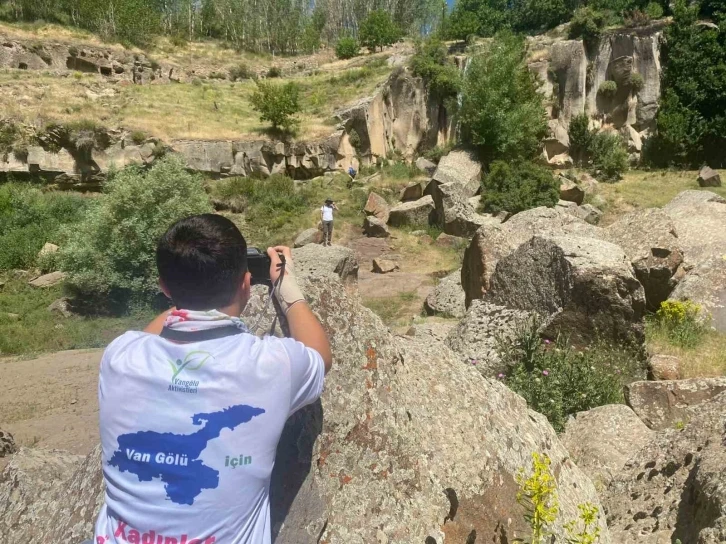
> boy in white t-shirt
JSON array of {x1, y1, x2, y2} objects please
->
[
  {"x1": 93, "y1": 214, "x2": 332, "y2": 544},
  {"x1": 320, "y1": 198, "x2": 338, "y2": 246}
]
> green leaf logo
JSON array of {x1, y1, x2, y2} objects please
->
[{"x1": 168, "y1": 351, "x2": 212, "y2": 381}]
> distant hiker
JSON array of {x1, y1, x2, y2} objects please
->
[
  {"x1": 348, "y1": 165, "x2": 357, "y2": 178},
  {"x1": 320, "y1": 198, "x2": 338, "y2": 246}
]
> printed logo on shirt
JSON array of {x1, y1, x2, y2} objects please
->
[
  {"x1": 96, "y1": 519, "x2": 217, "y2": 544},
  {"x1": 167, "y1": 351, "x2": 212, "y2": 394}
]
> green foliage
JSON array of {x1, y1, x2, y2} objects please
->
[
  {"x1": 568, "y1": 7, "x2": 606, "y2": 50},
  {"x1": 645, "y1": 0, "x2": 726, "y2": 167},
  {"x1": 649, "y1": 300, "x2": 706, "y2": 349},
  {"x1": 410, "y1": 38, "x2": 463, "y2": 102},
  {"x1": 446, "y1": 0, "x2": 510, "y2": 39},
  {"x1": 250, "y1": 80, "x2": 301, "y2": 132},
  {"x1": 0, "y1": 119, "x2": 18, "y2": 160},
  {"x1": 58, "y1": 156, "x2": 212, "y2": 308},
  {"x1": 460, "y1": 33, "x2": 548, "y2": 163},
  {"x1": 568, "y1": 113, "x2": 593, "y2": 166},
  {"x1": 598, "y1": 80, "x2": 618, "y2": 97},
  {"x1": 630, "y1": 72, "x2": 644, "y2": 93},
  {"x1": 500, "y1": 320, "x2": 642, "y2": 432},
  {"x1": 348, "y1": 128, "x2": 361, "y2": 150},
  {"x1": 359, "y1": 10, "x2": 400, "y2": 52},
  {"x1": 129, "y1": 130, "x2": 146, "y2": 145},
  {"x1": 422, "y1": 143, "x2": 454, "y2": 163},
  {"x1": 335, "y1": 36, "x2": 360, "y2": 59},
  {"x1": 0, "y1": 184, "x2": 89, "y2": 271},
  {"x1": 590, "y1": 132, "x2": 629, "y2": 181},
  {"x1": 480, "y1": 160, "x2": 560, "y2": 214},
  {"x1": 645, "y1": 2, "x2": 664, "y2": 19},
  {"x1": 564, "y1": 503, "x2": 602, "y2": 544},
  {"x1": 512, "y1": 0, "x2": 570, "y2": 33},
  {"x1": 623, "y1": 8, "x2": 651, "y2": 27},
  {"x1": 516, "y1": 452, "x2": 559, "y2": 544},
  {"x1": 266, "y1": 66, "x2": 282, "y2": 78},
  {"x1": 229, "y1": 63, "x2": 254, "y2": 81}
]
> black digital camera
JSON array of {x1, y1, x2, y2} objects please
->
[{"x1": 247, "y1": 247, "x2": 272, "y2": 286}]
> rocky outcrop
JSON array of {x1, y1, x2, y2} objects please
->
[
  {"x1": 388, "y1": 195, "x2": 435, "y2": 227},
  {"x1": 399, "y1": 181, "x2": 423, "y2": 202},
  {"x1": 0, "y1": 429, "x2": 16, "y2": 458},
  {"x1": 605, "y1": 208, "x2": 684, "y2": 310},
  {"x1": 363, "y1": 215, "x2": 390, "y2": 238},
  {"x1": 488, "y1": 235, "x2": 646, "y2": 346},
  {"x1": 363, "y1": 192, "x2": 390, "y2": 223},
  {"x1": 294, "y1": 228, "x2": 322, "y2": 247},
  {"x1": 663, "y1": 190, "x2": 726, "y2": 266},
  {"x1": 290, "y1": 244, "x2": 359, "y2": 282},
  {"x1": 561, "y1": 404, "x2": 655, "y2": 489},
  {"x1": 423, "y1": 269, "x2": 466, "y2": 318},
  {"x1": 371, "y1": 257, "x2": 398, "y2": 273},
  {"x1": 698, "y1": 166, "x2": 722, "y2": 187},
  {"x1": 669, "y1": 257, "x2": 726, "y2": 332},
  {"x1": 430, "y1": 149, "x2": 481, "y2": 197},
  {"x1": 404, "y1": 320, "x2": 457, "y2": 344},
  {"x1": 0, "y1": 274, "x2": 611, "y2": 544},
  {"x1": 430, "y1": 181, "x2": 497, "y2": 237}
]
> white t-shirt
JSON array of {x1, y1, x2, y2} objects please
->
[
  {"x1": 320, "y1": 205, "x2": 334, "y2": 222},
  {"x1": 93, "y1": 330, "x2": 325, "y2": 544}
]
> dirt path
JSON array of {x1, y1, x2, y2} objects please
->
[{"x1": 0, "y1": 349, "x2": 101, "y2": 462}]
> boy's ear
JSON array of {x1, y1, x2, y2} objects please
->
[{"x1": 159, "y1": 279, "x2": 171, "y2": 299}]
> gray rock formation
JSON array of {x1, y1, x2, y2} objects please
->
[
  {"x1": 0, "y1": 429, "x2": 16, "y2": 458},
  {"x1": 489, "y1": 235, "x2": 646, "y2": 346},
  {"x1": 431, "y1": 149, "x2": 481, "y2": 197},
  {"x1": 363, "y1": 215, "x2": 390, "y2": 238},
  {"x1": 291, "y1": 244, "x2": 359, "y2": 282},
  {"x1": 462, "y1": 207, "x2": 602, "y2": 306},
  {"x1": 0, "y1": 275, "x2": 611, "y2": 544},
  {"x1": 698, "y1": 165, "x2": 722, "y2": 187},
  {"x1": 404, "y1": 320, "x2": 457, "y2": 344},
  {"x1": 430, "y1": 181, "x2": 497, "y2": 237},
  {"x1": 561, "y1": 404, "x2": 655, "y2": 489},
  {"x1": 435, "y1": 233, "x2": 467, "y2": 248},
  {"x1": 28, "y1": 271, "x2": 66, "y2": 288},
  {"x1": 294, "y1": 228, "x2": 322, "y2": 248},
  {"x1": 423, "y1": 269, "x2": 466, "y2": 318},
  {"x1": 648, "y1": 354, "x2": 681, "y2": 381},
  {"x1": 414, "y1": 157, "x2": 437, "y2": 176},
  {"x1": 669, "y1": 257, "x2": 726, "y2": 333},
  {"x1": 663, "y1": 190, "x2": 726, "y2": 266},
  {"x1": 363, "y1": 192, "x2": 390, "y2": 223},
  {"x1": 445, "y1": 300, "x2": 533, "y2": 377},
  {"x1": 399, "y1": 181, "x2": 423, "y2": 202},
  {"x1": 372, "y1": 258, "x2": 398, "y2": 273},
  {"x1": 388, "y1": 195, "x2": 435, "y2": 227},
  {"x1": 565, "y1": 203, "x2": 603, "y2": 225},
  {"x1": 625, "y1": 377, "x2": 726, "y2": 430},
  {"x1": 605, "y1": 208, "x2": 684, "y2": 310},
  {"x1": 559, "y1": 178, "x2": 585, "y2": 204}
]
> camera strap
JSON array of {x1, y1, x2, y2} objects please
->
[
  {"x1": 249, "y1": 254, "x2": 286, "y2": 337},
  {"x1": 160, "y1": 325, "x2": 244, "y2": 342}
]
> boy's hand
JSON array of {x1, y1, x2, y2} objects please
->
[
  {"x1": 267, "y1": 246, "x2": 292, "y2": 284},
  {"x1": 267, "y1": 246, "x2": 305, "y2": 314}
]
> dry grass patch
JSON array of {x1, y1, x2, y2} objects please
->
[{"x1": 647, "y1": 330, "x2": 726, "y2": 378}]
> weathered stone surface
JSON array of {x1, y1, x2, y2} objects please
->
[
  {"x1": 423, "y1": 269, "x2": 466, "y2": 318},
  {"x1": 372, "y1": 258, "x2": 399, "y2": 274},
  {"x1": 294, "y1": 228, "x2": 322, "y2": 248},
  {"x1": 625, "y1": 377, "x2": 726, "y2": 430},
  {"x1": 414, "y1": 157, "x2": 437, "y2": 176},
  {"x1": 435, "y1": 233, "x2": 467, "y2": 248},
  {"x1": 363, "y1": 191, "x2": 390, "y2": 223},
  {"x1": 404, "y1": 320, "x2": 458, "y2": 345},
  {"x1": 698, "y1": 165, "x2": 722, "y2": 187},
  {"x1": 37, "y1": 242, "x2": 59, "y2": 260},
  {"x1": 387, "y1": 195, "x2": 435, "y2": 227},
  {"x1": 606, "y1": 208, "x2": 684, "y2": 310},
  {"x1": 291, "y1": 244, "x2": 359, "y2": 282},
  {"x1": 561, "y1": 202, "x2": 603, "y2": 224},
  {"x1": 0, "y1": 275, "x2": 611, "y2": 544},
  {"x1": 489, "y1": 235, "x2": 646, "y2": 346},
  {"x1": 28, "y1": 271, "x2": 66, "y2": 288},
  {"x1": 445, "y1": 300, "x2": 533, "y2": 377},
  {"x1": 431, "y1": 181, "x2": 497, "y2": 237},
  {"x1": 648, "y1": 354, "x2": 681, "y2": 381},
  {"x1": 462, "y1": 207, "x2": 602, "y2": 306},
  {"x1": 561, "y1": 404, "x2": 655, "y2": 489},
  {"x1": 669, "y1": 257, "x2": 726, "y2": 333},
  {"x1": 399, "y1": 181, "x2": 423, "y2": 202},
  {"x1": 664, "y1": 190, "x2": 726, "y2": 266},
  {"x1": 0, "y1": 429, "x2": 16, "y2": 458},
  {"x1": 431, "y1": 149, "x2": 481, "y2": 197},
  {"x1": 47, "y1": 297, "x2": 73, "y2": 318},
  {"x1": 363, "y1": 215, "x2": 390, "y2": 238},
  {"x1": 559, "y1": 178, "x2": 585, "y2": 204},
  {"x1": 605, "y1": 391, "x2": 726, "y2": 543}
]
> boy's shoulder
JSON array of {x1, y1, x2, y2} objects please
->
[{"x1": 103, "y1": 330, "x2": 146, "y2": 359}]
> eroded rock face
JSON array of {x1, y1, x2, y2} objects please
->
[
  {"x1": 363, "y1": 192, "x2": 390, "y2": 223},
  {"x1": 423, "y1": 269, "x2": 466, "y2": 318},
  {"x1": 489, "y1": 235, "x2": 646, "y2": 346},
  {"x1": 0, "y1": 429, "x2": 16, "y2": 458},
  {"x1": 363, "y1": 216, "x2": 390, "y2": 238},
  {"x1": 291, "y1": 244, "x2": 359, "y2": 282},
  {"x1": 430, "y1": 182, "x2": 497, "y2": 237},
  {"x1": 431, "y1": 149, "x2": 481, "y2": 197},
  {"x1": 698, "y1": 166, "x2": 722, "y2": 187},
  {"x1": 294, "y1": 228, "x2": 322, "y2": 248},
  {"x1": 669, "y1": 257, "x2": 726, "y2": 333},
  {"x1": 388, "y1": 195, "x2": 435, "y2": 227},
  {"x1": 561, "y1": 405, "x2": 655, "y2": 489},
  {"x1": 663, "y1": 190, "x2": 726, "y2": 267},
  {"x1": 605, "y1": 208, "x2": 684, "y2": 310}
]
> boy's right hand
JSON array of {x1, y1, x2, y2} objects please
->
[{"x1": 267, "y1": 246, "x2": 305, "y2": 314}]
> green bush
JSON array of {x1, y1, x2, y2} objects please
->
[
  {"x1": 512, "y1": 0, "x2": 570, "y2": 33},
  {"x1": 590, "y1": 132, "x2": 629, "y2": 180},
  {"x1": 410, "y1": 38, "x2": 463, "y2": 103},
  {"x1": 348, "y1": 128, "x2": 361, "y2": 150},
  {"x1": 446, "y1": 0, "x2": 510, "y2": 39},
  {"x1": 630, "y1": 72, "x2": 644, "y2": 93},
  {"x1": 0, "y1": 184, "x2": 89, "y2": 271},
  {"x1": 266, "y1": 66, "x2": 282, "y2": 78},
  {"x1": 335, "y1": 36, "x2": 360, "y2": 59},
  {"x1": 568, "y1": 7, "x2": 605, "y2": 50},
  {"x1": 648, "y1": 300, "x2": 706, "y2": 349},
  {"x1": 129, "y1": 130, "x2": 146, "y2": 145},
  {"x1": 229, "y1": 63, "x2": 254, "y2": 81},
  {"x1": 0, "y1": 119, "x2": 18, "y2": 160},
  {"x1": 480, "y1": 160, "x2": 560, "y2": 214},
  {"x1": 250, "y1": 80, "x2": 301, "y2": 132},
  {"x1": 598, "y1": 80, "x2": 618, "y2": 97},
  {"x1": 645, "y1": 2, "x2": 664, "y2": 19},
  {"x1": 459, "y1": 33, "x2": 548, "y2": 163},
  {"x1": 499, "y1": 320, "x2": 644, "y2": 432},
  {"x1": 359, "y1": 10, "x2": 400, "y2": 52},
  {"x1": 59, "y1": 156, "x2": 212, "y2": 308},
  {"x1": 568, "y1": 113, "x2": 593, "y2": 166},
  {"x1": 423, "y1": 143, "x2": 454, "y2": 163},
  {"x1": 624, "y1": 9, "x2": 651, "y2": 27}
]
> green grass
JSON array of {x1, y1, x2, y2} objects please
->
[
  {"x1": 0, "y1": 278, "x2": 155, "y2": 356},
  {"x1": 363, "y1": 290, "x2": 420, "y2": 325}
]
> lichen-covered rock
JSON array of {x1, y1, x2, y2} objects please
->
[
  {"x1": 363, "y1": 215, "x2": 390, "y2": 238},
  {"x1": 561, "y1": 405, "x2": 655, "y2": 489},
  {"x1": 489, "y1": 235, "x2": 646, "y2": 346},
  {"x1": 404, "y1": 320, "x2": 458, "y2": 345},
  {"x1": 698, "y1": 166, "x2": 722, "y2": 187},
  {"x1": 435, "y1": 233, "x2": 467, "y2": 248},
  {"x1": 625, "y1": 377, "x2": 726, "y2": 430},
  {"x1": 606, "y1": 208, "x2": 684, "y2": 310},
  {"x1": 291, "y1": 244, "x2": 359, "y2": 282},
  {"x1": 664, "y1": 190, "x2": 726, "y2": 267},
  {"x1": 430, "y1": 181, "x2": 498, "y2": 238},
  {"x1": 423, "y1": 269, "x2": 466, "y2": 318},
  {"x1": 567, "y1": 203, "x2": 603, "y2": 225},
  {"x1": 0, "y1": 429, "x2": 16, "y2": 458},
  {"x1": 363, "y1": 192, "x2": 390, "y2": 223},
  {"x1": 648, "y1": 354, "x2": 681, "y2": 381},
  {"x1": 445, "y1": 300, "x2": 533, "y2": 377},
  {"x1": 294, "y1": 228, "x2": 322, "y2": 248},
  {"x1": 461, "y1": 207, "x2": 602, "y2": 306},
  {"x1": 431, "y1": 149, "x2": 481, "y2": 197},
  {"x1": 414, "y1": 157, "x2": 437, "y2": 176},
  {"x1": 388, "y1": 195, "x2": 435, "y2": 227},
  {"x1": 669, "y1": 257, "x2": 726, "y2": 333}
]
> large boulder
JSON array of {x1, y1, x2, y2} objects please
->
[
  {"x1": 431, "y1": 182, "x2": 498, "y2": 238},
  {"x1": 431, "y1": 149, "x2": 481, "y2": 197},
  {"x1": 605, "y1": 208, "x2": 684, "y2": 311},
  {"x1": 0, "y1": 429, "x2": 16, "y2": 458},
  {"x1": 291, "y1": 244, "x2": 359, "y2": 282},
  {"x1": 363, "y1": 191, "x2": 390, "y2": 223},
  {"x1": 371, "y1": 258, "x2": 399, "y2": 274},
  {"x1": 664, "y1": 190, "x2": 726, "y2": 266},
  {"x1": 423, "y1": 269, "x2": 466, "y2": 318},
  {"x1": 669, "y1": 257, "x2": 726, "y2": 332},
  {"x1": 488, "y1": 235, "x2": 646, "y2": 346},
  {"x1": 404, "y1": 320, "x2": 458, "y2": 345},
  {"x1": 604, "y1": 391, "x2": 726, "y2": 544},
  {"x1": 28, "y1": 271, "x2": 66, "y2": 288},
  {"x1": 625, "y1": 377, "x2": 726, "y2": 431},
  {"x1": 561, "y1": 405, "x2": 655, "y2": 489},
  {"x1": 294, "y1": 228, "x2": 322, "y2": 248},
  {"x1": 559, "y1": 178, "x2": 585, "y2": 204},
  {"x1": 399, "y1": 181, "x2": 423, "y2": 202},
  {"x1": 445, "y1": 300, "x2": 533, "y2": 377},
  {"x1": 363, "y1": 216, "x2": 390, "y2": 238},
  {"x1": 462, "y1": 207, "x2": 602, "y2": 306},
  {"x1": 697, "y1": 165, "x2": 722, "y2": 187},
  {"x1": 0, "y1": 275, "x2": 611, "y2": 544},
  {"x1": 387, "y1": 195, "x2": 435, "y2": 228},
  {"x1": 414, "y1": 157, "x2": 437, "y2": 176}
]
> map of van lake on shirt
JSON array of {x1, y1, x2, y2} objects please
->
[{"x1": 109, "y1": 404, "x2": 265, "y2": 505}]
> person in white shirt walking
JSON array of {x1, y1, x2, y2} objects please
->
[
  {"x1": 92, "y1": 214, "x2": 332, "y2": 544},
  {"x1": 320, "y1": 198, "x2": 338, "y2": 247}
]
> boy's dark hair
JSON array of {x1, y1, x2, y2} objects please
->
[{"x1": 157, "y1": 214, "x2": 247, "y2": 310}]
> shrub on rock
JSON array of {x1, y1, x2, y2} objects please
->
[{"x1": 480, "y1": 160, "x2": 560, "y2": 215}]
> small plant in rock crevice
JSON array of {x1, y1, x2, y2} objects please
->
[{"x1": 649, "y1": 300, "x2": 707, "y2": 349}]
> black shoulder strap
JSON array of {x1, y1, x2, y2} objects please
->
[{"x1": 160, "y1": 325, "x2": 244, "y2": 342}]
